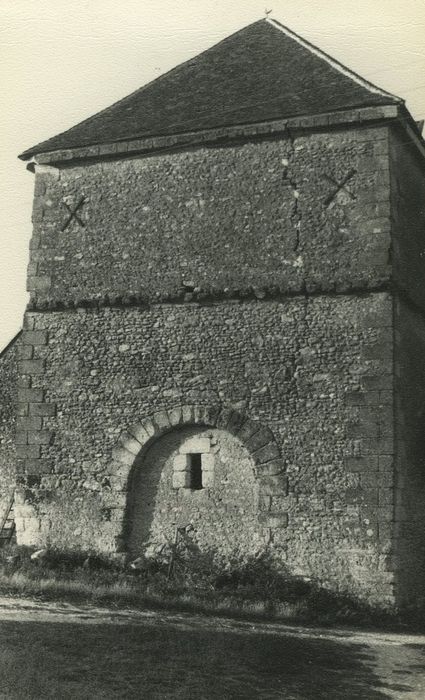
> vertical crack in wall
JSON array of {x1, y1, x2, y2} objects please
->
[{"x1": 283, "y1": 129, "x2": 302, "y2": 254}]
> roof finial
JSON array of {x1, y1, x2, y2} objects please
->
[{"x1": 264, "y1": 8, "x2": 273, "y2": 17}]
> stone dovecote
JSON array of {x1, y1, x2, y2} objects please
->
[{"x1": 12, "y1": 18, "x2": 425, "y2": 607}]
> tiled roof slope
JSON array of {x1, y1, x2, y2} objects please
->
[{"x1": 19, "y1": 18, "x2": 401, "y2": 159}]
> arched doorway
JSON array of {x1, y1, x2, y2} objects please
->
[
  {"x1": 107, "y1": 404, "x2": 288, "y2": 557},
  {"x1": 127, "y1": 424, "x2": 262, "y2": 559}
]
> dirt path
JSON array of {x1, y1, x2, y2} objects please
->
[{"x1": 0, "y1": 596, "x2": 423, "y2": 698}]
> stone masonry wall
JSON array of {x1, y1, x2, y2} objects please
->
[
  {"x1": 16, "y1": 293, "x2": 395, "y2": 604},
  {"x1": 0, "y1": 334, "x2": 20, "y2": 525},
  {"x1": 393, "y1": 298, "x2": 425, "y2": 604},
  {"x1": 28, "y1": 125, "x2": 391, "y2": 308},
  {"x1": 390, "y1": 128, "x2": 425, "y2": 313}
]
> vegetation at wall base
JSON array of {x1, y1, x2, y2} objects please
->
[{"x1": 0, "y1": 544, "x2": 421, "y2": 632}]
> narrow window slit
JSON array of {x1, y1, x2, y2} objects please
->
[{"x1": 189, "y1": 453, "x2": 203, "y2": 490}]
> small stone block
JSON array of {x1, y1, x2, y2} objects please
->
[
  {"x1": 172, "y1": 472, "x2": 190, "y2": 489},
  {"x1": 174, "y1": 454, "x2": 189, "y2": 472},
  {"x1": 202, "y1": 470, "x2": 214, "y2": 487},
  {"x1": 201, "y1": 453, "x2": 214, "y2": 471},
  {"x1": 18, "y1": 360, "x2": 45, "y2": 375},
  {"x1": 180, "y1": 437, "x2": 210, "y2": 454}
]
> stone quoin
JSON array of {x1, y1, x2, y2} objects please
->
[{"x1": 1, "y1": 18, "x2": 424, "y2": 606}]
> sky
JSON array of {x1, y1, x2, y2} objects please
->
[{"x1": 1, "y1": 0, "x2": 425, "y2": 350}]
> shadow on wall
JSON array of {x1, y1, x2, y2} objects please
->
[{"x1": 123, "y1": 425, "x2": 262, "y2": 559}]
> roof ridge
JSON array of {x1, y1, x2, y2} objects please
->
[{"x1": 265, "y1": 17, "x2": 402, "y2": 104}]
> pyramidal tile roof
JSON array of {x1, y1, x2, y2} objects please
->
[{"x1": 19, "y1": 18, "x2": 401, "y2": 159}]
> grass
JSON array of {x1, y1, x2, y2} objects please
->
[{"x1": 0, "y1": 543, "x2": 422, "y2": 631}]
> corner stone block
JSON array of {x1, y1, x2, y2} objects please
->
[
  {"x1": 18, "y1": 345, "x2": 33, "y2": 360},
  {"x1": 18, "y1": 359, "x2": 45, "y2": 375},
  {"x1": 29, "y1": 403, "x2": 56, "y2": 417},
  {"x1": 259, "y1": 512, "x2": 289, "y2": 528},
  {"x1": 345, "y1": 456, "x2": 378, "y2": 472},
  {"x1": 24, "y1": 458, "x2": 51, "y2": 475},
  {"x1": 17, "y1": 416, "x2": 42, "y2": 432},
  {"x1": 16, "y1": 445, "x2": 41, "y2": 459},
  {"x1": 27, "y1": 430, "x2": 53, "y2": 445},
  {"x1": 174, "y1": 454, "x2": 189, "y2": 472},
  {"x1": 118, "y1": 431, "x2": 142, "y2": 456},
  {"x1": 26, "y1": 276, "x2": 51, "y2": 293},
  {"x1": 15, "y1": 432, "x2": 28, "y2": 445},
  {"x1": 22, "y1": 330, "x2": 48, "y2": 345},
  {"x1": 18, "y1": 388, "x2": 44, "y2": 403},
  {"x1": 180, "y1": 437, "x2": 210, "y2": 454}
]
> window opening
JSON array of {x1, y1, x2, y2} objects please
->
[{"x1": 189, "y1": 453, "x2": 203, "y2": 490}]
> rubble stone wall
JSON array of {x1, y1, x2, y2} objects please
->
[
  {"x1": 28, "y1": 125, "x2": 391, "y2": 308},
  {"x1": 16, "y1": 292, "x2": 395, "y2": 604}
]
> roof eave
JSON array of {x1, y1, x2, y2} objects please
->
[{"x1": 20, "y1": 103, "x2": 406, "y2": 167}]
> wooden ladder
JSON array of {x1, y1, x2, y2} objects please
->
[{"x1": 0, "y1": 495, "x2": 15, "y2": 547}]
